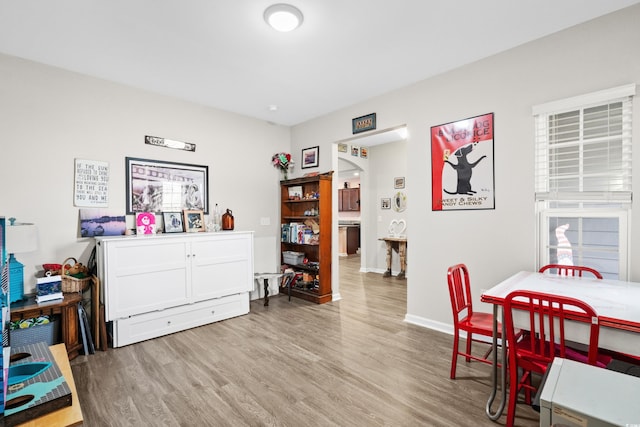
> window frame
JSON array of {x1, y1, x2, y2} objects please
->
[
  {"x1": 533, "y1": 84, "x2": 635, "y2": 280},
  {"x1": 537, "y1": 207, "x2": 629, "y2": 280}
]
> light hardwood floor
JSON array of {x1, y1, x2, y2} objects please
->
[{"x1": 70, "y1": 256, "x2": 539, "y2": 426}]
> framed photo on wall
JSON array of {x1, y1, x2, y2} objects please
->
[
  {"x1": 394, "y1": 177, "x2": 405, "y2": 189},
  {"x1": 430, "y1": 112, "x2": 495, "y2": 211},
  {"x1": 381, "y1": 198, "x2": 391, "y2": 210},
  {"x1": 301, "y1": 146, "x2": 319, "y2": 169},
  {"x1": 125, "y1": 157, "x2": 209, "y2": 214}
]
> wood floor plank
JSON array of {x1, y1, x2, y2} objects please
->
[{"x1": 71, "y1": 255, "x2": 539, "y2": 426}]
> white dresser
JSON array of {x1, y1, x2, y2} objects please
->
[{"x1": 96, "y1": 231, "x2": 254, "y2": 347}]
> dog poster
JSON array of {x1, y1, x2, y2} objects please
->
[{"x1": 431, "y1": 113, "x2": 495, "y2": 211}]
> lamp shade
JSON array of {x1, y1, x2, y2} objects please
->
[{"x1": 6, "y1": 223, "x2": 38, "y2": 254}]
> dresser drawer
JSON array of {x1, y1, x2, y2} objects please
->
[{"x1": 112, "y1": 293, "x2": 249, "y2": 347}]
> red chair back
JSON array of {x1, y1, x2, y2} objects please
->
[
  {"x1": 539, "y1": 264, "x2": 602, "y2": 279},
  {"x1": 503, "y1": 290, "x2": 601, "y2": 368},
  {"x1": 447, "y1": 264, "x2": 473, "y2": 323}
]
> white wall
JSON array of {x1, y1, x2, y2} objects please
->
[
  {"x1": 291, "y1": 5, "x2": 640, "y2": 332},
  {"x1": 0, "y1": 53, "x2": 289, "y2": 294},
  {"x1": 2, "y1": 5, "x2": 639, "y2": 335},
  {"x1": 369, "y1": 141, "x2": 408, "y2": 275}
]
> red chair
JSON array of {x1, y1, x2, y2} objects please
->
[
  {"x1": 447, "y1": 263, "x2": 499, "y2": 379},
  {"x1": 539, "y1": 264, "x2": 603, "y2": 279},
  {"x1": 502, "y1": 290, "x2": 609, "y2": 427}
]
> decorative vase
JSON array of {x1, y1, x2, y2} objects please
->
[{"x1": 282, "y1": 169, "x2": 288, "y2": 180}]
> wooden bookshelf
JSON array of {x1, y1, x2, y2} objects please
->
[{"x1": 280, "y1": 172, "x2": 332, "y2": 303}]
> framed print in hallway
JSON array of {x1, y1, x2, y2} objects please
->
[{"x1": 430, "y1": 112, "x2": 495, "y2": 211}]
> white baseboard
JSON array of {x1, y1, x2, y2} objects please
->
[{"x1": 403, "y1": 314, "x2": 494, "y2": 345}]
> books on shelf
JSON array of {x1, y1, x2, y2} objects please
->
[
  {"x1": 281, "y1": 222, "x2": 317, "y2": 244},
  {"x1": 35, "y1": 292, "x2": 63, "y2": 303}
]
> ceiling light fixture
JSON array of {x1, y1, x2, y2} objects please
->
[{"x1": 264, "y1": 4, "x2": 303, "y2": 32}]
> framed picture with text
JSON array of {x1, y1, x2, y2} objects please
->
[{"x1": 430, "y1": 112, "x2": 495, "y2": 211}]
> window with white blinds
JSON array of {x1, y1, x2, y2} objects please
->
[
  {"x1": 534, "y1": 84, "x2": 634, "y2": 198},
  {"x1": 533, "y1": 84, "x2": 635, "y2": 279}
]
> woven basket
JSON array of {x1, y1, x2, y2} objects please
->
[{"x1": 61, "y1": 257, "x2": 91, "y2": 293}]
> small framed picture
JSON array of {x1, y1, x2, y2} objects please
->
[
  {"x1": 301, "y1": 146, "x2": 319, "y2": 169},
  {"x1": 163, "y1": 212, "x2": 184, "y2": 233},
  {"x1": 351, "y1": 146, "x2": 359, "y2": 157},
  {"x1": 135, "y1": 212, "x2": 156, "y2": 235},
  {"x1": 337, "y1": 143, "x2": 348, "y2": 153},
  {"x1": 184, "y1": 209, "x2": 205, "y2": 232},
  {"x1": 360, "y1": 147, "x2": 368, "y2": 158},
  {"x1": 394, "y1": 177, "x2": 405, "y2": 189},
  {"x1": 381, "y1": 198, "x2": 391, "y2": 210}
]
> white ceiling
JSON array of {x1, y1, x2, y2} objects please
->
[{"x1": 1, "y1": 1, "x2": 638, "y2": 126}]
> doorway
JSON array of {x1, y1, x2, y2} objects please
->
[{"x1": 332, "y1": 125, "x2": 408, "y2": 301}]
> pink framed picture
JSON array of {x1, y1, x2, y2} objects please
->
[{"x1": 135, "y1": 212, "x2": 156, "y2": 235}]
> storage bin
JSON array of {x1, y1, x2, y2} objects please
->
[
  {"x1": 283, "y1": 251, "x2": 304, "y2": 265},
  {"x1": 10, "y1": 319, "x2": 60, "y2": 347}
]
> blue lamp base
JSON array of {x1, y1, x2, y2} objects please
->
[{"x1": 8, "y1": 253, "x2": 25, "y2": 303}]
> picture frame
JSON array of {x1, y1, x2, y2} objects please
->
[
  {"x1": 394, "y1": 177, "x2": 405, "y2": 189},
  {"x1": 360, "y1": 147, "x2": 368, "y2": 159},
  {"x1": 351, "y1": 146, "x2": 359, "y2": 157},
  {"x1": 183, "y1": 210, "x2": 205, "y2": 232},
  {"x1": 352, "y1": 112, "x2": 376, "y2": 134},
  {"x1": 393, "y1": 191, "x2": 407, "y2": 212},
  {"x1": 163, "y1": 212, "x2": 184, "y2": 233},
  {"x1": 79, "y1": 209, "x2": 125, "y2": 237},
  {"x1": 135, "y1": 212, "x2": 156, "y2": 235},
  {"x1": 337, "y1": 143, "x2": 348, "y2": 153},
  {"x1": 301, "y1": 146, "x2": 319, "y2": 169},
  {"x1": 431, "y1": 112, "x2": 495, "y2": 211},
  {"x1": 126, "y1": 157, "x2": 209, "y2": 214},
  {"x1": 381, "y1": 198, "x2": 391, "y2": 210}
]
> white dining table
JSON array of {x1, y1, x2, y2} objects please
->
[{"x1": 480, "y1": 270, "x2": 640, "y2": 420}]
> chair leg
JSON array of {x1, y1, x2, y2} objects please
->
[
  {"x1": 481, "y1": 344, "x2": 493, "y2": 360},
  {"x1": 506, "y1": 360, "x2": 518, "y2": 427},
  {"x1": 451, "y1": 329, "x2": 460, "y2": 379},
  {"x1": 465, "y1": 332, "x2": 472, "y2": 362},
  {"x1": 524, "y1": 372, "x2": 532, "y2": 404}
]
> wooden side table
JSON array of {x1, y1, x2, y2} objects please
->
[
  {"x1": 379, "y1": 237, "x2": 407, "y2": 279},
  {"x1": 10, "y1": 293, "x2": 83, "y2": 360}
]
